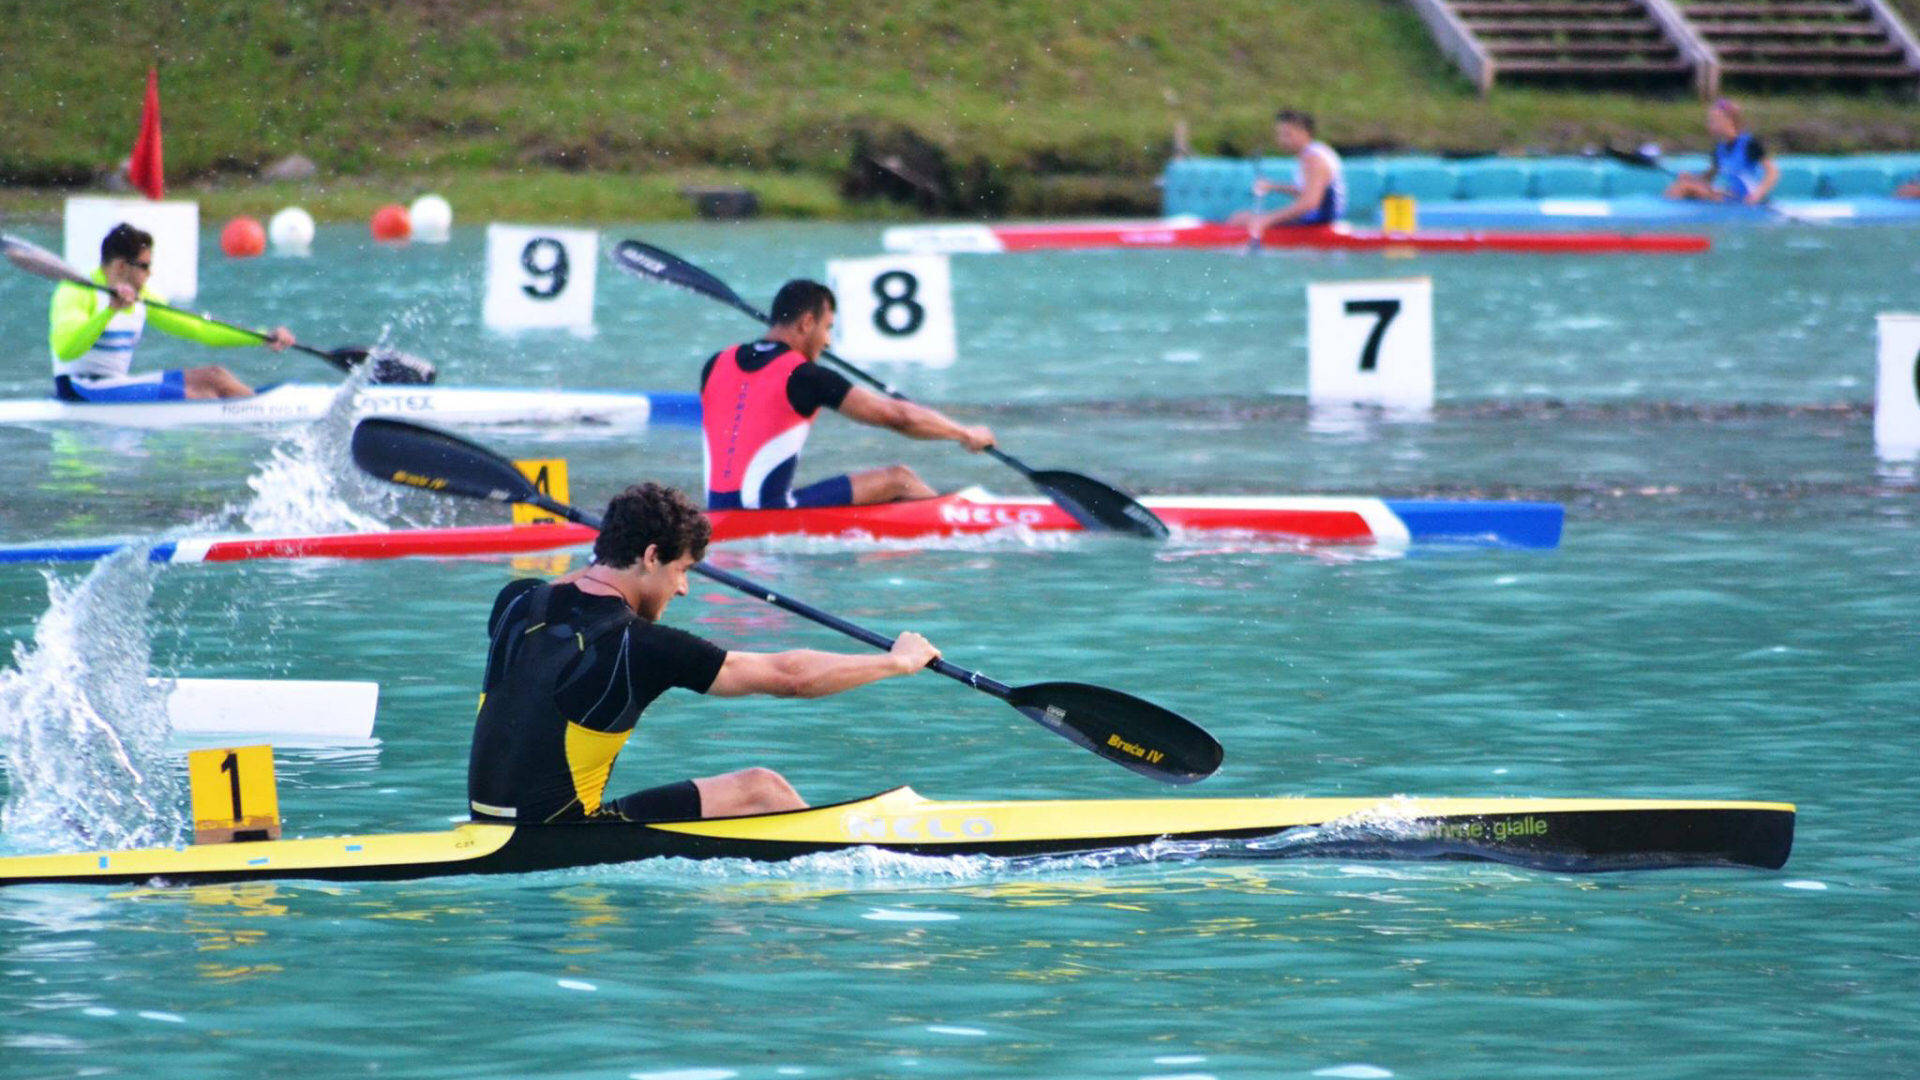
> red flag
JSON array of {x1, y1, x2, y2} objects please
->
[{"x1": 128, "y1": 67, "x2": 163, "y2": 200}]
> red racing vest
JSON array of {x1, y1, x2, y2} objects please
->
[{"x1": 701, "y1": 344, "x2": 815, "y2": 509}]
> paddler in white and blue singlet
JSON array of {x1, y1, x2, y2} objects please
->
[
  {"x1": 1238, "y1": 109, "x2": 1346, "y2": 237},
  {"x1": 1665, "y1": 99, "x2": 1779, "y2": 206},
  {"x1": 48, "y1": 223, "x2": 294, "y2": 401},
  {"x1": 699, "y1": 279, "x2": 994, "y2": 510}
]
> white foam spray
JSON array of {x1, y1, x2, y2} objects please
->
[
  {"x1": 235, "y1": 362, "x2": 402, "y2": 534},
  {"x1": 0, "y1": 550, "x2": 182, "y2": 851}
]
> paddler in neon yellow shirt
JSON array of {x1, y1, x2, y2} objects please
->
[{"x1": 49, "y1": 223, "x2": 294, "y2": 401}]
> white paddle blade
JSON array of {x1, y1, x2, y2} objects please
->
[
  {"x1": 161, "y1": 678, "x2": 379, "y2": 740},
  {"x1": 2, "y1": 234, "x2": 93, "y2": 288}
]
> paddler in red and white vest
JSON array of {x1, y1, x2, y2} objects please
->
[
  {"x1": 700, "y1": 279, "x2": 995, "y2": 510},
  {"x1": 1237, "y1": 109, "x2": 1347, "y2": 236},
  {"x1": 48, "y1": 223, "x2": 294, "y2": 401}
]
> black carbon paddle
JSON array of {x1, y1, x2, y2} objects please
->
[
  {"x1": 351, "y1": 417, "x2": 1220, "y2": 784},
  {"x1": 607, "y1": 239, "x2": 1170, "y2": 540},
  {"x1": 1, "y1": 233, "x2": 436, "y2": 384}
]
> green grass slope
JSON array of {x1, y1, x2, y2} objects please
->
[{"x1": 4, "y1": 0, "x2": 1918, "y2": 220}]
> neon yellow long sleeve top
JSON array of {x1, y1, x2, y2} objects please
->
[{"x1": 49, "y1": 270, "x2": 262, "y2": 362}]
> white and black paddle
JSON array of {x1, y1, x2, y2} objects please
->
[
  {"x1": 1, "y1": 233, "x2": 436, "y2": 384},
  {"x1": 349, "y1": 416, "x2": 1221, "y2": 784},
  {"x1": 607, "y1": 239, "x2": 1170, "y2": 540}
]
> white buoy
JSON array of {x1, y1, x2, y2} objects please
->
[
  {"x1": 409, "y1": 194, "x2": 453, "y2": 243},
  {"x1": 268, "y1": 207, "x2": 315, "y2": 256}
]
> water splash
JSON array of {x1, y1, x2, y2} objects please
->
[
  {"x1": 0, "y1": 549, "x2": 181, "y2": 851},
  {"x1": 233, "y1": 363, "x2": 404, "y2": 534}
]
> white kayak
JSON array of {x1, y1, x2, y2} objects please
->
[{"x1": 0, "y1": 383, "x2": 701, "y2": 430}]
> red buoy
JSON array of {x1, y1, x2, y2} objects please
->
[
  {"x1": 220, "y1": 216, "x2": 267, "y2": 258},
  {"x1": 370, "y1": 203, "x2": 412, "y2": 242}
]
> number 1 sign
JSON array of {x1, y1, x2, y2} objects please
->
[
  {"x1": 483, "y1": 224, "x2": 599, "y2": 331},
  {"x1": 1306, "y1": 277, "x2": 1434, "y2": 410},
  {"x1": 825, "y1": 254, "x2": 958, "y2": 366}
]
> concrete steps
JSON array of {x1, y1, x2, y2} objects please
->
[{"x1": 1406, "y1": 0, "x2": 1920, "y2": 94}]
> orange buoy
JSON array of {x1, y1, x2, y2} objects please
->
[
  {"x1": 370, "y1": 203, "x2": 412, "y2": 242},
  {"x1": 220, "y1": 216, "x2": 267, "y2": 258}
]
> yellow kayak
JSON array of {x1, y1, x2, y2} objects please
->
[{"x1": 0, "y1": 786, "x2": 1795, "y2": 887}]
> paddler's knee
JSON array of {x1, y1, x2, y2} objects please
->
[
  {"x1": 184, "y1": 364, "x2": 254, "y2": 400},
  {"x1": 738, "y1": 767, "x2": 805, "y2": 812},
  {"x1": 852, "y1": 465, "x2": 936, "y2": 504},
  {"x1": 697, "y1": 766, "x2": 807, "y2": 816}
]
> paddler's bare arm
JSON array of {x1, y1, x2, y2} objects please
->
[
  {"x1": 1249, "y1": 154, "x2": 1332, "y2": 232},
  {"x1": 836, "y1": 387, "x2": 995, "y2": 451},
  {"x1": 707, "y1": 632, "x2": 940, "y2": 698},
  {"x1": 1744, "y1": 157, "x2": 1781, "y2": 205}
]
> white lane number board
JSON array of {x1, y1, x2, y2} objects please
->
[
  {"x1": 65, "y1": 196, "x2": 202, "y2": 301},
  {"x1": 483, "y1": 224, "x2": 598, "y2": 330},
  {"x1": 826, "y1": 254, "x2": 957, "y2": 366},
  {"x1": 1306, "y1": 277, "x2": 1434, "y2": 409},
  {"x1": 1875, "y1": 313, "x2": 1920, "y2": 460}
]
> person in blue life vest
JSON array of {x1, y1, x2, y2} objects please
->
[
  {"x1": 1233, "y1": 109, "x2": 1347, "y2": 236},
  {"x1": 48, "y1": 223, "x2": 295, "y2": 401},
  {"x1": 700, "y1": 280, "x2": 994, "y2": 511},
  {"x1": 1665, "y1": 99, "x2": 1779, "y2": 205},
  {"x1": 468, "y1": 482, "x2": 943, "y2": 823}
]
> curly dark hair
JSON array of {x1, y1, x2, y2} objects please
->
[{"x1": 593, "y1": 483, "x2": 711, "y2": 568}]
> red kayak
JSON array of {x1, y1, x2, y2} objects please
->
[
  {"x1": 882, "y1": 219, "x2": 1709, "y2": 255},
  {"x1": 0, "y1": 489, "x2": 1564, "y2": 565}
]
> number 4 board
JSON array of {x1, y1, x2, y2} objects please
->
[
  {"x1": 1306, "y1": 277, "x2": 1434, "y2": 410},
  {"x1": 825, "y1": 254, "x2": 958, "y2": 367}
]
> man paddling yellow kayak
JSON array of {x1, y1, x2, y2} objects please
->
[
  {"x1": 469, "y1": 481, "x2": 942, "y2": 824},
  {"x1": 49, "y1": 222, "x2": 294, "y2": 401}
]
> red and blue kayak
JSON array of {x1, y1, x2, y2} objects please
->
[
  {"x1": 0, "y1": 489, "x2": 1561, "y2": 565},
  {"x1": 881, "y1": 219, "x2": 1709, "y2": 256}
]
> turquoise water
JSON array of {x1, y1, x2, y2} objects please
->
[{"x1": 0, "y1": 223, "x2": 1916, "y2": 1077}]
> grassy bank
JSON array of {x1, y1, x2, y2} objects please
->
[
  {"x1": 6, "y1": 0, "x2": 1919, "y2": 221},
  {"x1": 0, "y1": 170, "x2": 870, "y2": 226}
]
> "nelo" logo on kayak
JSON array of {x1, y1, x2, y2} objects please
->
[
  {"x1": 842, "y1": 813, "x2": 995, "y2": 841},
  {"x1": 938, "y1": 505, "x2": 1046, "y2": 527}
]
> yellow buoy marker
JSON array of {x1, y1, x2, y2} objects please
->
[
  {"x1": 1381, "y1": 195, "x2": 1418, "y2": 234},
  {"x1": 188, "y1": 745, "x2": 282, "y2": 844}
]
